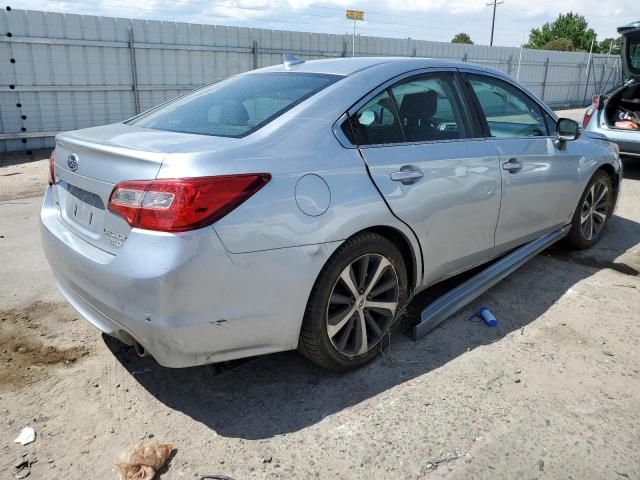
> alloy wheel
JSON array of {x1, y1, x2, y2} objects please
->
[
  {"x1": 326, "y1": 254, "x2": 399, "y2": 356},
  {"x1": 580, "y1": 179, "x2": 610, "y2": 241}
]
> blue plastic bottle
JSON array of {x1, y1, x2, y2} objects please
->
[{"x1": 478, "y1": 306, "x2": 497, "y2": 327}]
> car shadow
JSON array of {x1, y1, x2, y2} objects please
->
[
  {"x1": 104, "y1": 170, "x2": 640, "y2": 441},
  {"x1": 622, "y1": 158, "x2": 640, "y2": 181}
]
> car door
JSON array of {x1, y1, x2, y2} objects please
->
[
  {"x1": 345, "y1": 71, "x2": 502, "y2": 286},
  {"x1": 461, "y1": 72, "x2": 581, "y2": 254}
]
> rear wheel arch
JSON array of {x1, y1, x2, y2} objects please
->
[
  {"x1": 596, "y1": 163, "x2": 619, "y2": 212},
  {"x1": 359, "y1": 225, "x2": 418, "y2": 293}
]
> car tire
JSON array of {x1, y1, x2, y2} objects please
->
[
  {"x1": 298, "y1": 232, "x2": 408, "y2": 372},
  {"x1": 565, "y1": 170, "x2": 613, "y2": 249}
]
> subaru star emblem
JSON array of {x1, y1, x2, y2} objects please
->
[{"x1": 67, "y1": 154, "x2": 79, "y2": 172}]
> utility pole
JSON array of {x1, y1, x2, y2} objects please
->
[
  {"x1": 353, "y1": 18, "x2": 356, "y2": 56},
  {"x1": 486, "y1": 0, "x2": 503, "y2": 46},
  {"x1": 346, "y1": 9, "x2": 364, "y2": 56}
]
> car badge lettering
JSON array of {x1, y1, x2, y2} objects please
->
[{"x1": 103, "y1": 228, "x2": 126, "y2": 248}]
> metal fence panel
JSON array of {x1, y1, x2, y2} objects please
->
[{"x1": 0, "y1": 8, "x2": 623, "y2": 153}]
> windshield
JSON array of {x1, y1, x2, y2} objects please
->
[
  {"x1": 128, "y1": 73, "x2": 340, "y2": 138},
  {"x1": 628, "y1": 36, "x2": 640, "y2": 74}
]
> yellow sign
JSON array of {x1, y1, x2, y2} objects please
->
[{"x1": 346, "y1": 9, "x2": 364, "y2": 21}]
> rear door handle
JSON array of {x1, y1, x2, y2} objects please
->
[
  {"x1": 390, "y1": 167, "x2": 424, "y2": 184},
  {"x1": 502, "y1": 158, "x2": 523, "y2": 172}
]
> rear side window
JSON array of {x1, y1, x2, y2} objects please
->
[
  {"x1": 390, "y1": 75, "x2": 468, "y2": 142},
  {"x1": 129, "y1": 73, "x2": 339, "y2": 138},
  {"x1": 467, "y1": 75, "x2": 549, "y2": 138},
  {"x1": 344, "y1": 73, "x2": 470, "y2": 146},
  {"x1": 348, "y1": 90, "x2": 404, "y2": 146}
]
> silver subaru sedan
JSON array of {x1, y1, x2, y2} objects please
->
[{"x1": 41, "y1": 57, "x2": 622, "y2": 371}]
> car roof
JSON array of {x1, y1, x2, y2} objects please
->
[{"x1": 253, "y1": 56, "x2": 480, "y2": 77}]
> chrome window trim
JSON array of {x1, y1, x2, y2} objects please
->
[
  {"x1": 333, "y1": 112, "x2": 356, "y2": 149},
  {"x1": 483, "y1": 135, "x2": 556, "y2": 142},
  {"x1": 333, "y1": 128, "x2": 489, "y2": 150},
  {"x1": 350, "y1": 136, "x2": 490, "y2": 150}
]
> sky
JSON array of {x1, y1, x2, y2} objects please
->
[{"x1": 15, "y1": 0, "x2": 636, "y2": 47}]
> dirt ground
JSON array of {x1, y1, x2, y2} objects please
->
[
  {"x1": 0, "y1": 149, "x2": 50, "y2": 202},
  {"x1": 1, "y1": 121, "x2": 639, "y2": 479}
]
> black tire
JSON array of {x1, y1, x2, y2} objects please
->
[
  {"x1": 565, "y1": 170, "x2": 613, "y2": 249},
  {"x1": 298, "y1": 232, "x2": 408, "y2": 372}
]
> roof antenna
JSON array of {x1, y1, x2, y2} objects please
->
[{"x1": 283, "y1": 53, "x2": 305, "y2": 69}]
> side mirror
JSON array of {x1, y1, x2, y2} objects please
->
[{"x1": 556, "y1": 118, "x2": 580, "y2": 142}]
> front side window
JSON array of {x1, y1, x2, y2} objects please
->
[
  {"x1": 390, "y1": 75, "x2": 468, "y2": 142},
  {"x1": 129, "y1": 73, "x2": 340, "y2": 138},
  {"x1": 467, "y1": 75, "x2": 549, "y2": 138}
]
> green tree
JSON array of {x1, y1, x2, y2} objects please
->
[
  {"x1": 451, "y1": 32, "x2": 473, "y2": 44},
  {"x1": 542, "y1": 38, "x2": 575, "y2": 51},
  {"x1": 598, "y1": 37, "x2": 621, "y2": 54},
  {"x1": 526, "y1": 12, "x2": 597, "y2": 52}
]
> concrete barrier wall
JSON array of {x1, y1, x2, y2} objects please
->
[{"x1": 0, "y1": 8, "x2": 623, "y2": 152}]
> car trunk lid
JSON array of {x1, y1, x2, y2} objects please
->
[
  {"x1": 618, "y1": 22, "x2": 640, "y2": 82},
  {"x1": 52, "y1": 122, "x2": 235, "y2": 254}
]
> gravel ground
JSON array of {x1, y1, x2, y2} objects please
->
[{"x1": 1, "y1": 119, "x2": 639, "y2": 479}]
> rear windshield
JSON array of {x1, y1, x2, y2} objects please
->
[{"x1": 128, "y1": 73, "x2": 340, "y2": 138}]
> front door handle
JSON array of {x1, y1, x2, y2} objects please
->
[
  {"x1": 390, "y1": 167, "x2": 424, "y2": 184},
  {"x1": 502, "y1": 158, "x2": 523, "y2": 172}
]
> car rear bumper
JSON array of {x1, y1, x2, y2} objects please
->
[
  {"x1": 40, "y1": 186, "x2": 339, "y2": 367},
  {"x1": 619, "y1": 149, "x2": 640, "y2": 158},
  {"x1": 585, "y1": 116, "x2": 640, "y2": 157},
  {"x1": 612, "y1": 139, "x2": 640, "y2": 157}
]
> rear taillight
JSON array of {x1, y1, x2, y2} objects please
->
[
  {"x1": 108, "y1": 174, "x2": 271, "y2": 232},
  {"x1": 48, "y1": 151, "x2": 56, "y2": 185},
  {"x1": 583, "y1": 95, "x2": 603, "y2": 128}
]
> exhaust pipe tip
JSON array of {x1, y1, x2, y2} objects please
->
[{"x1": 134, "y1": 342, "x2": 149, "y2": 357}]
